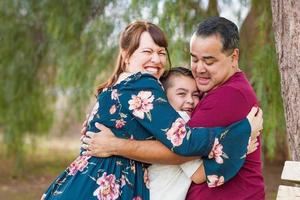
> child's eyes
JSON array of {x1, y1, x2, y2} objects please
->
[{"x1": 177, "y1": 93, "x2": 186, "y2": 96}]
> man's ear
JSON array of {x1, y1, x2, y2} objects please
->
[{"x1": 231, "y1": 48, "x2": 239, "y2": 68}]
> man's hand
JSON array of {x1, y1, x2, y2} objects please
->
[
  {"x1": 247, "y1": 137, "x2": 259, "y2": 154},
  {"x1": 81, "y1": 123, "x2": 120, "y2": 157},
  {"x1": 246, "y1": 107, "x2": 263, "y2": 139}
]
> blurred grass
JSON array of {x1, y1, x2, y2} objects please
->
[
  {"x1": 0, "y1": 136, "x2": 78, "y2": 200},
  {"x1": 0, "y1": 136, "x2": 282, "y2": 200}
]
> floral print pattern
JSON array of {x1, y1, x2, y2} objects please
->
[
  {"x1": 110, "y1": 105, "x2": 117, "y2": 115},
  {"x1": 111, "y1": 89, "x2": 119, "y2": 100},
  {"x1": 208, "y1": 138, "x2": 225, "y2": 164},
  {"x1": 93, "y1": 173, "x2": 120, "y2": 200},
  {"x1": 68, "y1": 155, "x2": 91, "y2": 175},
  {"x1": 207, "y1": 175, "x2": 225, "y2": 187},
  {"x1": 115, "y1": 118, "x2": 126, "y2": 129},
  {"x1": 165, "y1": 118, "x2": 187, "y2": 146},
  {"x1": 128, "y1": 91, "x2": 154, "y2": 119}
]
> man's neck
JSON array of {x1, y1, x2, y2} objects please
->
[{"x1": 209, "y1": 70, "x2": 240, "y2": 92}]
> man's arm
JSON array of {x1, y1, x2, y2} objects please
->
[{"x1": 83, "y1": 123, "x2": 198, "y2": 165}]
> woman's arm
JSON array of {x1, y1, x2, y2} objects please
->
[{"x1": 82, "y1": 125, "x2": 197, "y2": 164}]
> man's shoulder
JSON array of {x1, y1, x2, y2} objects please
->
[
  {"x1": 204, "y1": 85, "x2": 246, "y2": 103},
  {"x1": 205, "y1": 73, "x2": 257, "y2": 104}
]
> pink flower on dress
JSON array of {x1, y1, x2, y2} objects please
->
[
  {"x1": 207, "y1": 175, "x2": 225, "y2": 187},
  {"x1": 128, "y1": 91, "x2": 154, "y2": 119},
  {"x1": 111, "y1": 89, "x2": 119, "y2": 100},
  {"x1": 166, "y1": 118, "x2": 187, "y2": 146},
  {"x1": 133, "y1": 197, "x2": 142, "y2": 200},
  {"x1": 143, "y1": 169, "x2": 150, "y2": 189},
  {"x1": 120, "y1": 175, "x2": 126, "y2": 187},
  {"x1": 115, "y1": 119, "x2": 126, "y2": 129},
  {"x1": 208, "y1": 138, "x2": 224, "y2": 164},
  {"x1": 109, "y1": 105, "x2": 117, "y2": 115},
  {"x1": 93, "y1": 172, "x2": 120, "y2": 200},
  {"x1": 88, "y1": 102, "x2": 99, "y2": 123},
  {"x1": 68, "y1": 155, "x2": 91, "y2": 175}
]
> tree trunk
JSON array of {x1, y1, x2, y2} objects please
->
[{"x1": 271, "y1": 0, "x2": 300, "y2": 161}]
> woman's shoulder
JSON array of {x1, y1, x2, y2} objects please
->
[{"x1": 115, "y1": 72, "x2": 162, "y2": 89}]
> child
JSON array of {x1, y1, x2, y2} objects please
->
[{"x1": 148, "y1": 67, "x2": 203, "y2": 200}]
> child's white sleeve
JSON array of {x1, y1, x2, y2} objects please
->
[
  {"x1": 177, "y1": 111, "x2": 190, "y2": 122},
  {"x1": 180, "y1": 159, "x2": 203, "y2": 178},
  {"x1": 177, "y1": 111, "x2": 203, "y2": 178}
]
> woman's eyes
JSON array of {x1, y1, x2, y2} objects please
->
[
  {"x1": 143, "y1": 50, "x2": 152, "y2": 54},
  {"x1": 142, "y1": 50, "x2": 166, "y2": 55}
]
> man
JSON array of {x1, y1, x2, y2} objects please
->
[
  {"x1": 82, "y1": 17, "x2": 264, "y2": 199},
  {"x1": 185, "y1": 16, "x2": 265, "y2": 200}
]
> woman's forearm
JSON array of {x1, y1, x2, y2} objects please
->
[{"x1": 114, "y1": 138, "x2": 198, "y2": 165}]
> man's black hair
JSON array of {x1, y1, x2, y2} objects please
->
[{"x1": 195, "y1": 16, "x2": 239, "y2": 54}]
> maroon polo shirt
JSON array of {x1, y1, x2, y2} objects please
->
[{"x1": 186, "y1": 72, "x2": 265, "y2": 200}]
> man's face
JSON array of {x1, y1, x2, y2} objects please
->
[{"x1": 190, "y1": 34, "x2": 239, "y2": 92}]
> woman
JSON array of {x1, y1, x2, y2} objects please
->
[{"x1": 42, "y1": 20, "x2": 262, "y2": 200}]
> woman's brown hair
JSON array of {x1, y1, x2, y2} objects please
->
[{"x1": 97, "y1": 20, "x2": 171, "y2": 94}]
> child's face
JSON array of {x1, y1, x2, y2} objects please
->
[{"x1": 166, "y1": 75, "x2": 200, "y2": 116}]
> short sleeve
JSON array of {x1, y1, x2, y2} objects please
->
[{"x1": 180, "y1": 159, "x2": 203, "y2": 178}]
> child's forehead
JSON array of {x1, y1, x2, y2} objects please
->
[
  {"x1": 168, "y1": 75, "x2": 198, "y2": 89},
  {"x1": 169, "y1": 74, "x2": 195, "y2": 84}
]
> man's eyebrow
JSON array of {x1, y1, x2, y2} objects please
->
[
  {"x1": 202, "y1": 56, "x2": 215, "y2": 60},
  {"x1": 190, "y1": 53, "x2": 197, "y2": 57}
]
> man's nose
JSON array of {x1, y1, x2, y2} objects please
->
[{"x1": 195, "y1": 61, "x2": 206, "y2": 73}]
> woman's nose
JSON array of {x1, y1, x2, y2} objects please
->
[{"x1": 151, "y1": 52, "x2": 160, "y2": 63}]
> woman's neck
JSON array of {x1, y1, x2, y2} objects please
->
[{"x1": 115, "y1": 71, "x2": 134, "y2": 85}]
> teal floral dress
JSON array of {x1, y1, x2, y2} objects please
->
[{"x1": 42, "y1": 72, "x2": 251, "y2": 200}]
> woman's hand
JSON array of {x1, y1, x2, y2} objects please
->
[
  {"x1": 246, "y1": 107, "x2": 263, "y2": 140},
  {"x1": 81, "y1": 123, "x2": 120, "y2": 157},
  {"x1": 80, "y1": 114, "x2": 89, "y2": 136}
]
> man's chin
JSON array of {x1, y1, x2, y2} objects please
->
[{"x1": 197, "y1": 85, "x2": 212, "y2": 93}]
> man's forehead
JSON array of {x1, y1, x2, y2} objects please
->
[{"x1": 190, "y1": 34, "x2": 223, "y2": 56}]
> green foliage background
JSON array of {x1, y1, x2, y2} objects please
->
[{"x1": 0, "y1": 0, "x2": 286, "y2": 170}]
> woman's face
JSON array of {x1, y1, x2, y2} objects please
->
[
  {"x1": 125, "y1": 31, "x2": 167, "y2": 79},
  {"x1": 166, "y1": 75, "x2": 200, "y2": 116}
]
